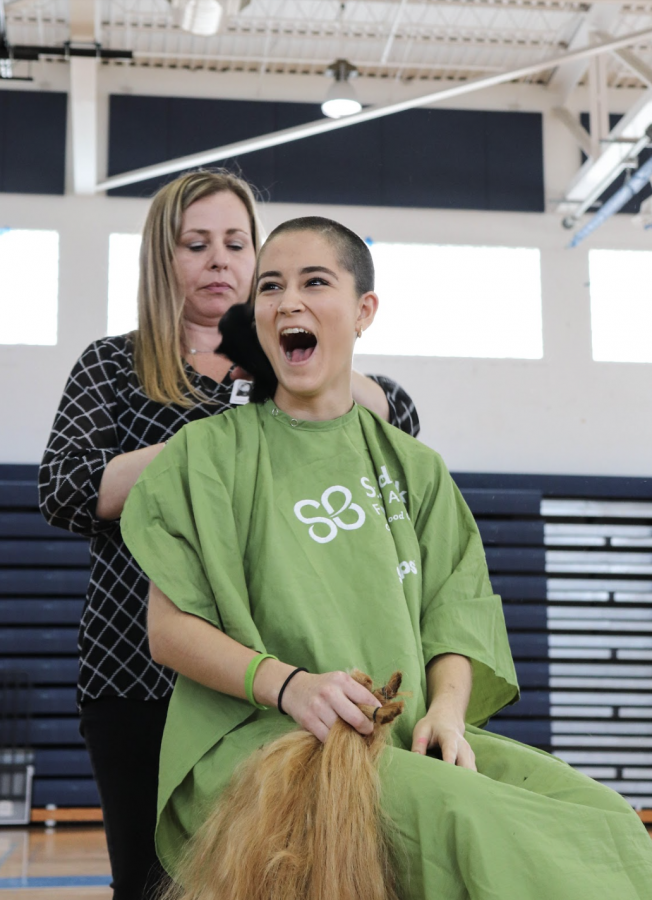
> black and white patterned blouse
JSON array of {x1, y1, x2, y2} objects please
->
[{"x1": 39, "y1": 334, "x2": 420, "y2": 706}]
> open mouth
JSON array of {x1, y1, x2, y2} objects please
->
[{"x1": 280, "y1": 327, "x2": 317, "y2": 364}]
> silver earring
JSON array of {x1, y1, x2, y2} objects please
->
[{"x1": 356, "y1": 327, "x2": 363, "y2": 339}]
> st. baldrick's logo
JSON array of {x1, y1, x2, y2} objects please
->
[{"x1": 294, "y1": 486, "x2": 365, "y2": 544}]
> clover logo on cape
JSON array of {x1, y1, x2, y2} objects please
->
[{"x1": 294, "y1": 486, "x2": 366, "y2": 544}]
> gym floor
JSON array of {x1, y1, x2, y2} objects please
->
[
  {"x1": 0, "y1": 827, "x2": 111, "y2": 898},
  {"x1": 0, "y1": 819, "x2": 650, "y2": 898}
]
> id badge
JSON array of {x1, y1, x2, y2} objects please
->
[{"x1": 230, "y1": 379, "x2": 252, "y2": 405}]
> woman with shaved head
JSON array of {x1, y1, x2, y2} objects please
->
[{"x1": 122, "y1": 216, "x2": 652, "y2": 900}]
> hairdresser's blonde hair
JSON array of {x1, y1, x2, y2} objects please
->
[
  {"x1": 162, "y1": 671, "x2": 404, "y2": 900},
  {"x1": 133, "y1": 169, "x2": 263, "y2": 407}
]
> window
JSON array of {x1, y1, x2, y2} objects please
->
[
  {"x1": 589, "y1": 250, "x2": 652, "y2": 363},
  {"x1": 0, "y1": 229, "x2": 59, "y2": 345},
  {"x1": 107, "y1": 233, "x2": 141, "y2": 336},
  {"x1": 356, "y1": 242, "x2": 543, "y2": 359}
]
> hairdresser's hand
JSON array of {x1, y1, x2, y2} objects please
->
[
  {"x1": 411, "y1": 707, "x2": 477, "y2": 771},
  {"x1": 229, "y1": 366, "x2": 253, "y2": 382},
  {"x1": 281, "y1": 670, "x2": 382, "y2": 744}
]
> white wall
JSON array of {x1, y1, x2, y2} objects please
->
[{"x1": 1, "y1": 67, "x2": 650, "y2": 476}]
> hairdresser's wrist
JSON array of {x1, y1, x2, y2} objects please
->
[{"x1": 252, "y1": 658, "x2": 300, "y2": 708}]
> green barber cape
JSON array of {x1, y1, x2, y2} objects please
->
[
  {"x1": 122, "y1": 402, "x2": 652, "y2": 900},
  {"x1": 122, "y1": 400, "x2": 517, "y2": 867}
]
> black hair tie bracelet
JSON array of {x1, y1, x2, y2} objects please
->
[{"x1": 277, "y1": 667, "x2": 309, "y2": 715}]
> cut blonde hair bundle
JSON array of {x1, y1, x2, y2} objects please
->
[{"x1": 163, "y1": 671, "x2": 405, "y2": 900}]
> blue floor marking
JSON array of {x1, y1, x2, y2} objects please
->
[{"x1": 0, "y1": 875, "x2": 112, "y2": 889}]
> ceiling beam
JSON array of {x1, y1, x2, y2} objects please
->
[
  {"x1": 553, "y1": 107, "x2": 594, "y2": 159},
  {"x1": 594, "y1": 30, "x2": 652, "y2": 89},
  {"x1": 69, "y1": 0, "x2": 100, "y2": 195},
  {"x1": 556, "y1": 90, "x2": 652, "y2": 220},
  {"x1": 609, "y1": 46, "x2": 652, "y2": 88},
  {"x1": 568, "y1": 152, "x2": 652, "y2": 247},
  {"x1": 96, "y1": 23, "x2": 652, "y2": 193},
  {"x1": 380, "y1": 0, "x2": 410, "y2": 65},
  {"x1": 547, "y1": 3, "x2": 619, "y2": 104},
  {"x1": 588, "y1": 47, "x2": 610, "y2": 158}
]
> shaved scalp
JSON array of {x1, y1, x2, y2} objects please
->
[{"x1": 262, "y1": 216, "x2": 374, "y2": 296}]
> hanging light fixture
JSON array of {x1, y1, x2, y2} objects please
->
[
  {"x1": 171, "y1": 0, "x2": 223, "y2": 36},
  {"x1": 321, "y1": 59, "x2": 362, "y2": 119}
]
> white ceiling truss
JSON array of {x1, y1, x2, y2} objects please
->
[
  {"x1": 2, "y1": 0, "x2": 652, "y2": 228},
  {"x1": 2, "y1": 0, "x2": 652, "y2": 87},
  {"x1": 67, "y1": 0, "x2": 100, "y2": 193},
  {"x1": 556, "y1": 87, "x2": 652, "y2": 222},
  {"x1": 95, "y1": 24, "x2": 652, "y2": 193}
]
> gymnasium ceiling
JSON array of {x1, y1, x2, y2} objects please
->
[
  {"x1": 2, "y1": 0, "x2": 652, "y2": 92},
  {"x1": 2, "y1": 0, "x2": 652, "y2": 220}
]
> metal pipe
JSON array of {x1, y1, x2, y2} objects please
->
[
  {"x1": 562, "y1": 129, "x2": 652, "y2": 226},
  {"x1": 567, "y1": 153, "x2": 652, "y2": 248},
  {"x1": 380, "y1": 0, "x2": 410, "y2": 65},
  {"x1": 96, "y1": 24, "x2": 652, "y2": 193},
  {"x1": 130, "y1": 50, "x2": 504, "y2": 73}
]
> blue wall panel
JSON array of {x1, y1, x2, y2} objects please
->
[
  {"x1": 0, "y1": 90, "x2": 67, "y2": 195},
  {"x1": 273, "y1": 101, "x2": 384, "y2": 206},
  {"x1": 108, "y1": 94, "x2": 544, "y2": 212},
  {"x1": 108, "y1": 94, "x2": 277, "y2": 199},
  {"x1": 380, "y1": 108, "x2": 486, "y2": 209}
]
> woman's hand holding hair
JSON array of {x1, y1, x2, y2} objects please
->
[
  {"x1": 278, "y1": 670, "x2": 382, "y2": 743},
  {"x1": 147, "y1": 585, "x2": 381, "y2": 743}
]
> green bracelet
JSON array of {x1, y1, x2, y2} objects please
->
[{"x1": 244, "y1": 653, "x2": 278, "y2": 710}]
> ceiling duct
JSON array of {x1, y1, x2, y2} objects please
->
[{"x1": 568, "y1": 142, "x2": 652, "y2": 248}]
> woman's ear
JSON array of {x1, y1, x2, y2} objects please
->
[{"x1": 356, "y1": 291, "x2": 379, "y2": 337}]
